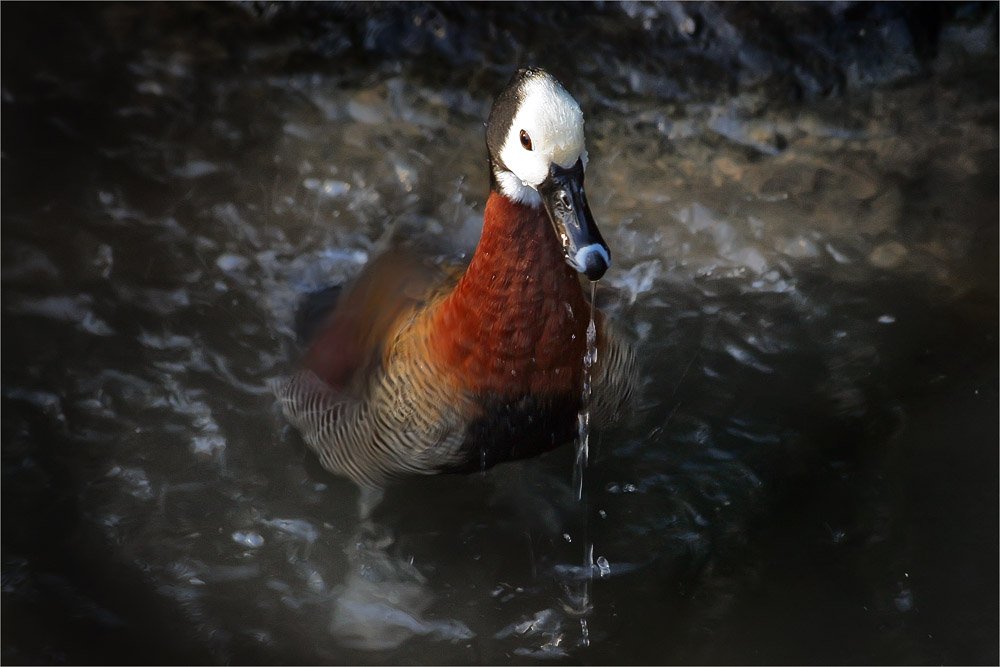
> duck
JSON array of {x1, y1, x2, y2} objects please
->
[{"x1": 275, "y1": 67, "x2": 637, "y2": 488}]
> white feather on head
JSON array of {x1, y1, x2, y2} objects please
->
[{"x1": 492, "y1": 71, "x2": 588, "y2": 206}]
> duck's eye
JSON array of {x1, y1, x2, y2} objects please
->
[{"x1": 519, "y1": 129, "x2": 533, "y2": 151}]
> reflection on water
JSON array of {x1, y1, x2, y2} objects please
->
[{"x1": 3, "y1": 3, "x2": 997, "y2": 664}]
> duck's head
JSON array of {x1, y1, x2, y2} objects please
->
[{"x1": 486, "y1": 68, "x2": 610, "y2": 281}]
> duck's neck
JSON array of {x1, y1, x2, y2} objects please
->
[{"x1": 431, "y1": 191, "x2": 590, "y2": 397}]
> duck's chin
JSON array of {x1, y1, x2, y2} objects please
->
[{"x1": 494, "y1": 170, "x2": 543, "y2": 207}]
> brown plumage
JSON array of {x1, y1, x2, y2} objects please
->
[{"x1": 275, "y1": 69, "x2": 637, "y2": 488}]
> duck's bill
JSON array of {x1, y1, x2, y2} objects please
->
[{"x1": 538, "y1": 159, "x2": 611, "y2": 281}]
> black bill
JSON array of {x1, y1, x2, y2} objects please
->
[{"x1": 537, "y1": 158, "x2": 611, "y2": 281}]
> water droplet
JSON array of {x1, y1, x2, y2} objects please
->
[{"x1": 232, "y1": 531, "x2": 265, "y2": 548}]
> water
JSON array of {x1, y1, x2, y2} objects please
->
[
  {"x1": 562, "y1": 280, "x2": 599, "y2": 648},
  {"x1": 3, "y1": 3, "x2": 998, "y2": 664},
  {"x1": 572, "y1": 282, "x2": 599, "y2": 504}
]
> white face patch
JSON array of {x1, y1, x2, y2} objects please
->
[{"x1": 496, "y1": 74, "x2": 587, "y2": 205}]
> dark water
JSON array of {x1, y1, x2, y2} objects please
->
[{"x1": 3, "y1": 2, "x2": 998, "y2": 664}]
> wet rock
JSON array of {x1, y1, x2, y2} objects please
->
[
  {"x1": 747, "y1": 162, "x2": 818, "y2": 200},
  {"x1": 347, "y1": 89, "x2": 388, "y2": 125},
  {"x1": 843, "y1": 168, "x2": 881, "y2": 202},
  {"x1": 711, "y1": 156, "x2": 743, "y2": 184},
  {"x1": 777, "y1": 235, "x2": 821, "y2": 259},
  {"x1": 861, "y1": 185, "x2": 904, "y2": 235},
  {"x1": 868, "y1": 241, "x2": 909, "y2": 269},
  {"x1": 708, "y1": 113, "x2": 785, "y2": 155}
]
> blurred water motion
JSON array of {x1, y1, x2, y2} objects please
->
[{"x1": 2, "y1": 3, "x2": 997, "y2": 664}]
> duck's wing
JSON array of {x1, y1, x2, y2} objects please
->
[
  {"x1": 275, "y1": 247, "x2": 469, "y2": 486},
  {"x1": 275, "y1": 308, "x2": 474, "y2": 488},
  {"x1": 300, "y1": 247, "x2": 457, "y2": 395}
]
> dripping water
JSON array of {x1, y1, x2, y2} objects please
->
[
  {"x1": 573, "y1": 281, "x2": 598, "y2": 501},
  {"x1": 564, "y1": 281, "x2": 599, "y2": 646}
]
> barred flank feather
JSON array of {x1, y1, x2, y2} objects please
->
[
  {"x1": 274, "y1": 310, "x2": 637, "y2": 489},
  {"x1": 275, "y1": 309, "x2": 477, "y2": 488}
]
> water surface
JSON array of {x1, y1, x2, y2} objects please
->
[{"x1": 3, "y1": 3, "x2": 997, "y2": 664}]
